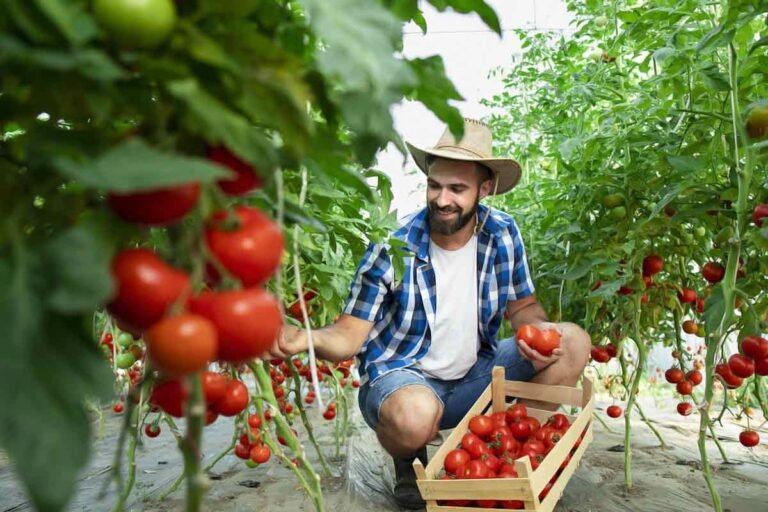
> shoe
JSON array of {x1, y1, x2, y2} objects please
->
[{"x1": 392, "y1": 447, "x2": 427, "y2": 510}]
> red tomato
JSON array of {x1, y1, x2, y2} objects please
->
[
  {"x1": 476, "y1": 499, "x2": 498, "y2": 508},
  {"x1": 739, "y1": 430, "x2": 760, "y2": 447},
  {"x1": 108, "y1": 183, "x2": 200, "y2": 226},
  {"x1": 107, "y1": 249, "x2": 190, "y2": 332},
  {"x1": 469, "y1": 415, "x2": 494, "y2": 439},
  {"x1": 546, "y1": 413, "x2": 570, "y2": 430},
  {"x1": 741, "y1": 336, "x2": 768, "y2": 360},
  {"x1": 686, "y1": 370, "x2": 703, "y2": 386},
  {"x1": 207, "y1": 146, "x2": 263, "y2": 196},
  {"x1": 500, "y1": 500, "x2": 524, "y2": 509},
  {"x1": 605, "y1": 343, "x2": 618, "y2": 358},
  {"x1": 480, "y1": 452, "x2": 501, "y2": 473},
  {"x1": 510, "y1": 420, "x2": 531, "y2": 441},
  {"x1": 443, "y1": 449, "x2": 471, "y2": 475},
  {"x1": 606, "y1": 405, "x2": 622, "y2": 418},
  {"x1": 505, "y1": 403, "x2": 528, "y2": 424},
  {"x1": 112, "y1": 403, "x2": 124, "y2": 413},
  {"x1": 150, "y1": 379, "x2": 188, "y2": 417},
  {"x1": 642, "y1": 254, "x2": 663, "y2": 276},
  {"x1": 521, "y1": 440, "x2": 546, "y2": 455},
  {"x1": 234, "y1": 443, "x2": 250, "y2": 460},
  {"x1": 202, "y1": 371, "x2": 227, "y2": 404},
  {"x1": 461, "y1": 433, "x2": 489, "y2": 459},
  {"x1": 728, "y1": 354, "x2": 755, "y2": 378},
  {"x1": 323, "y1": 409, "x2": 336, "y2": 420},
  {"x1": 590, "y1": 346, "x2": 611, "y2": 363},
  {"x1": 665, "y1": 368, "x2": 684, "y2": 384},
  {"x1": 145, "y1": 314, "x2": 217, "y2": 376},
  {"x1": 678, "y1": 288, "x2": 696, "y2": 304},
  {"x1": 696, "y1": 298, "x2": 705, "y2": 314},
  {"x1": 205, "y1": 206, "x2": 283, "y2": 287},
  {"x1": 188, "y1": 288, "x2": 282, "y2": 362},
  {"x1": 522, "y1": 416, "x2": 541, "y2": 435},
  {"x1": 493, "y1": 435, "x2": 520, "y2": 458},
  {"x1": 753, "y1": 203, "x2": 768, "y2": 227},
  {"x1": 250, "y1": 444, "x2": 271, "y2": 464},
  {"x1": 716, "y1": 363, "x2": 744, "y2": 388},
  {"x1": 535, "y1": 425, "x2": 553, "y2": 443},
  {"x1": 489, "y1": 425, "x2": 513, "y2": 443},
  {"x1": 677, "y1": 402, "x2": 694, "y2": 416},
  {"x1": 213, "y1": 380, "x2": 249, "y2": 416},
  {"x1": 516, "y1": 324, "x2": 544, "y2": 351},
  {"x1": 459, "y1": 459, "x2": 489, "y2": 479},
  {"x1": 676, "y1": 380, "x2": 693, "y2": 396},
  {"x1": 490, "y1": 411, "x2": 508, "y2": 428},
  {"x1": 702, "y1": 262, "x2": 725, "y2": 283},
  {"x1": 536, "y1": 329, "x2": 561, "y2": 356},
  {"x1": 682, "y1": 320, "x2": 698, "y2": 335},
  {"x1": 756, "y1": 357, "x2": 768, "y2": 376}
]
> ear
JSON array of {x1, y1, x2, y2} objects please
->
[{"x1": 479, "y1": 176, "x2": 494, "y2": 200}]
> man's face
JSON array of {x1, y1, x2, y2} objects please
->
[{"x1": 426, "y1": 158, "x2": 488, "y2": 236}]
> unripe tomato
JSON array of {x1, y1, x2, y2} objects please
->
[
  {"x1": 93, "y1": 0, "x2": 177, "y2": 49},
  {"x1": 145, "y1": 314, "x2": 218, "y2": 376},
  {"x1": 682, "y1": 320, "x2": 698, "y2": 335},
  {"x1": 108, "y1": 183, "x2": 200, "y2": 226},
  {"x1": 746, "y1": 105, "x2": 768, "y2": 139},
  {"x1": 115, "y1": 352, "x2": 136, "y2": 369}
]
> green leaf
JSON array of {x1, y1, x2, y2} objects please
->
[
  {"x1": 53, "y1": 138, "x2": 229, "y2": 192},
  {"x1": 404, "y1": 56, "x2": 465, "y2": 139},
  {"x1": 700, "y1": 63, "x2": 731, "y2": 91},
  {"x1": 33, "y1": 0, "x2": 97, "y2": 46},
  {"x1": 426, "y1": 0, "x2": 501, "y2": 34},
  {"x1": 666, "y1": 155, "x2": 704, "y2": 172},
  {"x1": 44, "y1": 223, "x2": 116, "y2": 314},
  {"x1": 703, "y1": 284, "x2": 727, "y2": 337},
  {"x1": 697, "y1": 25, "x2": 735, "y2": 53}
]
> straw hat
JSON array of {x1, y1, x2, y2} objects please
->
[{"x1": 406, "y1": 118, "x2": 522, "y2": 195}]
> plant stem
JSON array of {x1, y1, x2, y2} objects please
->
[
  {"x1": 634, "y1": 402, "x2": 667, "y2": 448},
  {"x1": 707, "y1": 422, "x2": 729, "y2": 463},
  {"x1": 182, "y1": 374, "x2": 207, "y2": 512},
  {"x1": 112, "y1": 403, "x2": 140, "y2": 512}
]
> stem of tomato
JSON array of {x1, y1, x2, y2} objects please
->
[
  {"x1": 183, "y1": 373, "x2": 206, "y2": 512},
  {"x1": 633, "y1": 402, "x2": 667, "y2": 449},
  {"x1": 112, "y1": 401, "x2": 140, "y2": 512},
  {"x1": 286, "y1": 361, "x2": 332, "y2": 477},
  {"x1": 623, "y1": 295, "x2": 646, "y2": 489}
]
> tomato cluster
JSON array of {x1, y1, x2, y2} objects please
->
[{"x1": 437, "y1": 404, "x2": 587, "y2": 508}]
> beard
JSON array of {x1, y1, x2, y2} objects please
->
[{"x1": 428, "y1": 194, "x2": 479, "y2": 236}]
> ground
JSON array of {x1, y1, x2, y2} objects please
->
[{"x1": 1, "y1": 394, "x2": 766, "y2": 512}]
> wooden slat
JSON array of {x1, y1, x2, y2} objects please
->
[
  {"x1": 416, "y1": 477, "x2": 534, "y2": 500},
  {"x1": 428, "y1": 506, "x2": 537, "y2": 512},
  {"x1": 492, "y1": 366, "x2": 506, "y2": 413},
  {"x1": 503, "y1": 381, "x2": 584, "y2": 407},
  {"x1": 538, "y1": 420, "x2": 594, "y2": 512},
  {"x1": 581, "y1": 376, "x2": 593, "y2": 407},
  {"x1": 514, "y1": 456, "x2": 539, "y2": 511},
  {"x1": 530, "y1": 397, "x2": 594, "y2": 493},
  {"x1": 423, "y1": 384, "x2": 493, "y2": 478}
]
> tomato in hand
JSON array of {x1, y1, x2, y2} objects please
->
[
  {"x1": 145, "y1": 314, "x2": 217, "y2": 376},
  {"x1": 516, "y1": 324, "x2": 544, "y2": 351},
  {"x1": 108, "y1": 183, "x2": 199, "y2": 226},
  {"x1": 205, "y1": 206, "x2": 283, "y2": 287},
  {"x1": 188, "y1": 288, "x2": 282, "y2": 362},
  {"x1": 536, "y1": 329, "x2": 561, "y2": 356},
  {"x1": 107, "y1": 249, "x2": 190, "y2": 333}
]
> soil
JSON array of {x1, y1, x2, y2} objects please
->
[{"x1": 1, "y1": 395, "x2": 766, "y2": 512}]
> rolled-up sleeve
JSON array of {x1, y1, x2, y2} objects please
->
[{"x1": 343, "y1": 242, "x2": 393, "y2": 321}]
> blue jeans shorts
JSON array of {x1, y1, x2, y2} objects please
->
[{"x1": 357, "y1": 337, "x2": 536, "y2": 431}]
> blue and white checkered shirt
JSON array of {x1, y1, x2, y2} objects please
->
[{"x1": 343, "y1": 204, "x2": 536, "y2": 384}]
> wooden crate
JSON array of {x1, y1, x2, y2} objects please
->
[{"x1": 414, "y1": 366, "x2": 594, "y2": 511}]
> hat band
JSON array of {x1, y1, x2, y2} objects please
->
[{"x1": 433, "y1": 145, "x2": 490, "y2": 159}]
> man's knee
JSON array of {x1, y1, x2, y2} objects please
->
[
  {"x1": 378, "y1": 386, "x2": 442, "y2": 452},
  {"x1": 560, "y1": 322, "x2": 591, "y2": 371}
]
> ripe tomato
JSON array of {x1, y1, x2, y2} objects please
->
[
  {"x1": 516, "y1": 324, "x2": 544, "y2": 351},
  {"x1": 144, "y1": 424, "x2": 161, "y2": 438},
  {"x1": 686, "y1": 370, "x2": 702, "y2": 386},
  {"x1": 546, "y1": 413, "x2": 570, "y2": 430},
  {"x1": 676, "y1": 380, "x2": 693, "y2": 396},
  {"x1": 510, "y1": 420, "x2": 531, "y2": 441},
  {"x1": 642, "y1": 255, "x2": 663, "y2": 276},
  {"x1": 682, "y1": 320, "x2": 698, "y2": 335},
  {"x1": 678, "y1": 288, "x2": 696, "y2": 304},
  {"x1": 590, "y1": 346, "x2": 611, "y2": 363},
  {"x1": 505, "y1": 403, "x2": 528, "y2": 423},
  {"x1": 108, "y1": 183, "x2": 200, "y2": 226},
  {"x1": 605, "y1": 343, "x2": 618, "y2": 358},
  {"x1": 461, "y1": 433, "x2": 488, "y2": 459},
  {"x1": 480, "y1": 452, "x2": 501, "y2": 473},
  {"x1": 145, "y1": 314, "x2": 217, "y2": 376},
  {"x1": 677, "y1": 402, "x2": 694, "y2": 416},
  {"x1": 323, "y1": 409, "x2": 336, "y2": 420},
  {"x1": 112, "y1": 403, "x2": 124, "y2": 413},
  {"x1": 739, "y1": 430, "x2": 760, "y2": 447},
  {"x1": 522, "y1": 416, "x2": 541, "y2": 435},
  {"x1": 489, "y1": 425, "x2": 513, "y2": 443},
  {"x1": 93, "y1": 0, "x2": 177, "y2": 49},
  {"x1": 207, "y1": 146, "x2": 263, "y2": 196},
  {"x1": 500, "y1": 499, "x2": 524, "y2": 509},
  {"x1": 702, "y1": 262, "x2": 725, "y2": 284},
  {"x1": 755, "y1": 357, "x2": 768, "y2": 376},
  {"x1": 250, "y1": 445, "x2": 271, "y2": 464},
  {"x1": 665, "y1": 368, "x2": 684, "y2": 384},
  {"x1": 213, "y1": 380, "x2": 250, "y2": 416},
  {"x1": 459, "y1": 459, "x2": 489, "y2": 479},
  {"x1": 188, "y1": 288, "x2": 282, "y2": 362},
  {"x1": 715, "y1": 363, "x2": 744, "y2": 388},
  {"x1": 234, "y1": 443, "x2": 250, "y2": 460},
  {"x1": 205, "y1": 206, "x2": 284, "y2": 287},
  {"x1": 202, "y1": 371, "x2": 227, "y2": 404},
  {"x1": 536, "y1": 329, "x2": 561, "y2": 356},
  {"x1": 150, "y1": 379, "x2": 188, "y2": 417},
  {"x1": 493, "y1": 435, "x2": 520, "y2": 458},
  {"x1": 521, "y1": 440, "x2": 546, "y2": 455},
  {"x1": 746, "y1": 105, "x2": 768, "y2": 139},
  {"x1": 476, "y1": 499, "x2": 498, "y2": 508},
  {"x1": 443, "y1": 449, "x2": 471, "y2": 475},
  {"x1": 728, "y1": 354, "x2": 755, "y2": 378},
  {"x1": 741, "y1": 336, "x2": 768, "y2": 360},
  {"x1": 107, "y1": 249, "x2": 190, "y2": 332},
  {"x1": 469, "y1": 415, "x2": 494, "y2": 439},
  {"x1": 606, "y1": 405, "x2": 622, "y2": 418},
  {"x1": 752, "y1": 203, "x2": 768, "y2": 226}
]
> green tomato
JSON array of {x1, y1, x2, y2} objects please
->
[
  {"x1": 117, "y1": 332, "x2": 134, "y2": 349},
  {"x1": 714, "y1": 226, "x2": 735, "y2": 244},
  {"x1": 602, "y1": 193, "x2": 624, "y2": 208},
  {"x1": 594, "y1": 16, "x2": 609, "y2": 27},
  {"x1": 115, "y1": 353, "x2": 136, "y2": 369},
  {"x1": 245, "y1": 459, "x2": 258, "y2": 468},
  {"x1": 609, "y1": 206, "x2": 627, "y2": 220},
  {"x1": 585, "y1": 49, "x2": 604, "y2": 61},
  {"x1": 746, "y1": 105, "x2": 768, "y2": 139},
  {"x1": 93, "y1": 0, "x2": 177, "y2": 50},
  {"x1": 694, "y1": 226, "x2": 707, "y2": 238}
]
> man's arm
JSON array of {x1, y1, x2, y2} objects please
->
[
  {"x1": 506, "y1": 295, "x2": 548, "y2": 330},
  {"x1": 268, "y1": 314, "x2": 374, "y2": 363}
]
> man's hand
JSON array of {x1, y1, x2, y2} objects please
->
[
  {"x1": 265, "y1": 324, "x2": 307, "y2": 360},
  {"x1": 516, "y1": 321, "x2": 563, "y2": 368}
]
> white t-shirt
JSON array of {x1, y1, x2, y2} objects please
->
[{"x1": 417, "y1": 235, "x2": 479, "y2": 379}]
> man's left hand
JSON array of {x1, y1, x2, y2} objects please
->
[{"x1": 516, "y1": 321, "x2": 563, "y2": 368}]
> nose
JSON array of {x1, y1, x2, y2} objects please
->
[{"x1": 435, "y1": 188, "x2": 453, "y2": 209}]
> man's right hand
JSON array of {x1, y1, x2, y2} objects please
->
[{"x1": 267, "y1": 324, "x2": 308, "y2": 360}]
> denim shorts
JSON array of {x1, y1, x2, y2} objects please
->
[{"x1": 357, "y1": 337, "x2": 536, "y2": 431}]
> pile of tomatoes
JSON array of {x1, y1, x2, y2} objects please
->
[{"x1": 437, "y1": 404, "x2": 587, "y2": 509}]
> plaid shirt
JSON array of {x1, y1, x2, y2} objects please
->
[{"x1": 343, "y1": 204, "x2": 536, "y2": 384}]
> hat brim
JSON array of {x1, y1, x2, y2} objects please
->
[{"x1": 406, "y1": 142, "x2": 522, "y2": 195}]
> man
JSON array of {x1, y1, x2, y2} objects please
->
[{"x1": 270, "y1": 118, "x2": 591, "y2": 510}]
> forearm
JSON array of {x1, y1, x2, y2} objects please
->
[
  {"x1": 307, "y1": 324, "x2": 362, "y2": 363},
  {"x1": 508, "y1": 301, "x2": 549, "y2": 331}
]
